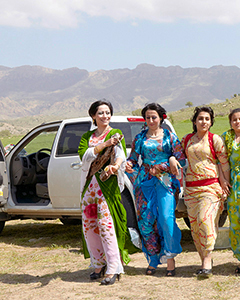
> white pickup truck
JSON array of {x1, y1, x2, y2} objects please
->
[{"x1": 0, "y1": 116, "x2": 227, "y2": 234}]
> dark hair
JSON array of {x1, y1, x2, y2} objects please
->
[
  {"x1": 228, "y1": 108, "x2": 240, "y2": 126},
  {"x1": 191, "y1": 106, "x2": 214, "y2": 133},
  {"x1": 141, "y1": 103, "x2": 166, "y2": 125},
  {"x1": 88, "y1": 99, "x2": 113, "y2": 126}
]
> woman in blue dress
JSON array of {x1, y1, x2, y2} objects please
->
[{"x1": 125, "y1": 103, "x2": 186, "y2": 276}]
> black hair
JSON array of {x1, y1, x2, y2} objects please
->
[
  {"x1": 228, "y1": 108, "x2": 240, "y2": 126},
  {"x1": 88, "y1": 99, "x2": 113, "y2": 126},
  {"x1": 191, "y1": 106, "x2": 214, "y2": 133},
  {"x1": 141, "y1": 103, "x2": 166, "y2": 125}
]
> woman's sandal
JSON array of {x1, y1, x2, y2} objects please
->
[
  {"x1": 197, "y1": 260, "x2": 213, "y2": 279},
  {"x1": 146, "y1": 267, "x2": 156, "y2": 275},
  {"x1": 101, "y1": 274, "x2": 120, "y2": 285},
  {"x1": 197, "y1": 268, "x2": 212, "y2": 279},
  {"x1": 235, "y1": 266, "x2": 240, "y2": 275},
  {"x1": 166, "y1": 269, "x2": 176, "y2": 277},
  {"x1": 166, "y1": 258, "x2": 175, "y2": 276},
  {"x1": 195, "y1": 269, "x2": 202, "y2": 275}
]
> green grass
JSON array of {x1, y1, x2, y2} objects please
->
[
  {"x1": 1, "y1": 132, "x2": 57, "y2": 154},
  {"x1": 1, "y1": 135, "x2": 24, "y2": 147}
]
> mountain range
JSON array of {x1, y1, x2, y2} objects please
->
[{"x1": 1, "y1": 63, "x2": 240, "y2": 120}]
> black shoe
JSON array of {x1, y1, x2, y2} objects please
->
[
  {"x1": 90, "y1": 265, "x2": 106, "y2": 280},
  {"x1": 166, "y1": 268, "x2": 175, "y2": 276},
  {"x1": 195, "y1": 269, "x2": 203, "y2": 275},
  {"x1": 197, "y1": 268, "x2": 212, "y2": 279},
  {"x1": 146, "y1": 267, "x2": 156, "y2": 276},
  {"x1": 197, "y1": 259, "x2": 213, "y2": 279},
  {"x1": 101, "y1": 274, "x2": 120, "y2": 285}
]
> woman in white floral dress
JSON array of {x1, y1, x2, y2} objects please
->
[{"x1": 78, "y1": 100, "x2": 130, "y2": 285}]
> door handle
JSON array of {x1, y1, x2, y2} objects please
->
[{"x1": 70, "y1": 162, "x2": 82, "y2": 169}]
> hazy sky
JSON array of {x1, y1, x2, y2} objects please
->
[{"x1": 1, "y1": 0, "x2": 240, "y2": 71}]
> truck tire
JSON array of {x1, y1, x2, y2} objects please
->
[
  {"x1": 183, "y1": 210, "x2": 228, "y2": 229},
  {"x1": 121, "y1": 188, "x2": 138, "y2": 230},
  {"x1": 0, "y1": 221, "x2": 5, "y2": 234}
]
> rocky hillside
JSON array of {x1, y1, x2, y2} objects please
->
[{"x1": 1, "y1": 64, "x2": 240, "y2": 122}]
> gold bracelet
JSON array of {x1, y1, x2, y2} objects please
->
[
  {"x1": 113, "y1": 163, "x2": 121, "y2": 169},
  {"x1": 95, "y1": 145, "x2": 101, "y2": 153}
]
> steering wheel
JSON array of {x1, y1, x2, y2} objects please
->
[{"x1": 35, "y1": 148, "x2": 51, "y2": 172}]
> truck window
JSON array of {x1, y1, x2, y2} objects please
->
[
  {"x1": 24, "y1": 131, "x2": 58, "y2": 154},
  {"x1": 110, "y1": 122, "x2": 145, "y2": 148},
  {"x1": 56, "y1": 122, "x2": 91, "y2": 156}
]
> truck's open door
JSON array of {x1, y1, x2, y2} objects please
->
[{"x1": 0, "y1": 140, "x2": 9, "y2": 206}]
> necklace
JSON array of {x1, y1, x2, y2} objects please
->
[
  {"x1": 147, "y1": 133, "x2": 161, "y2": 138},
  {"x1": 147, "y1": 130, "x2": 162, "y2": 139},
  {"x1": 95, "y1": 126, "x2": 111, "y2": 137},
  {"x1": 235, "y1": 134, "x2": 240, "y2": 144}
]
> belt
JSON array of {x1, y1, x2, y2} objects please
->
[{"x1": 186, "y1": 178, "x2": 219, "y2": 187}]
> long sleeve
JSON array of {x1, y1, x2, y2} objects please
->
[{"x1": 78, "y1": 131, "x2": 97, "y2": 193}]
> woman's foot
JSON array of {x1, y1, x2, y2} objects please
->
[
  {"x1": 146, "y1": 266, "x2": 156, "y2": 275},
  {"x1": 90, "y1": 265, "x2": 106, "y2": 280},
  {"x1": 197, "y1": 268, "x2": 212, "y2": 279},
  {"x1": 202, "y1": 257, "x2": 212, "y2": 270},
  {"x1": 166, "y1": 258, "x2": 175, "y2": 276},
  {"x1": 197, "y1": 259, "x2": 213, "y2": 279},
  {"x1": 101, "y1": 274, "x2": 120, "y2": 285}
]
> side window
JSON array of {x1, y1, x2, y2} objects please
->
[{"x1": 56, "y1": 122, "x2": 91, "y2": 156}]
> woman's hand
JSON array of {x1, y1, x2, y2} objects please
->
[
  {"x1": 150, "y1": 165, "x2": 162, "y2": 177},
  {"x1": 169, "y1": 156, "x2": 182, "y2": 176},
  {"x1": 125, "y1": 161, "x2": 134, "y2": 173},
  {"x1": 94, "y1": 136, "x2": 120, "y2": 154},
  {"x1": 104, "y1": 136, "x2": 119, "y2": 148},
  {"x1": 218, "y1": 165, "x2": 231, "y2": 198},
  {"x1": 103, "y1": 163, "x2": 121, "y2": 178},
  {"x1": 219, "y1": 178, "x2": 231, "y2": 198}
]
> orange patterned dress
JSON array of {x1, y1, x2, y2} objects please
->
[{"x1": 181, "y1": 133, "x2": 229, "y2": 257}]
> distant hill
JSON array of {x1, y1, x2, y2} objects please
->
[{"x1": 1, "y1": 63, "x2": 240, "y2": 122}]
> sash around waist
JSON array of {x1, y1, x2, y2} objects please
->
[
  {"x1": 186, "y1": 178, "x2": 219, "y2": 187},
  {"x1": 142, "y1": 159, "x2": 167, "y2": 166}
]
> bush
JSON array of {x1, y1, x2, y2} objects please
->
[{"x1": 0, "y1": 129, "x2": 11, "y2": 138}]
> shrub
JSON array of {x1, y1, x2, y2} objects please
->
[{"x1": 0, "y1": 129, "x2": 11, "y2": 138}]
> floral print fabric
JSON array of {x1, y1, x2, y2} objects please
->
[
  {"x1": 81, "y1": 131, "x2": 124, "y2": 275},
  {"x1": 222, "y1": 129, "x2": 240, "y2": 261},
  {"x1": 127, "y1": 129, "x2": 186, "y2": 268}
]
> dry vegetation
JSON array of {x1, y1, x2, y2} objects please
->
[
  {"x1": 169, "y1": 96, "x2": 240, "y2": 123},
  {"x1": 0, "y1": 219, "x2": 239, "y2": 300}
]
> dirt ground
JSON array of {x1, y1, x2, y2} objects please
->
[{"x1": 0, "y1": 219, "x2": 239, "y2": 300}]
